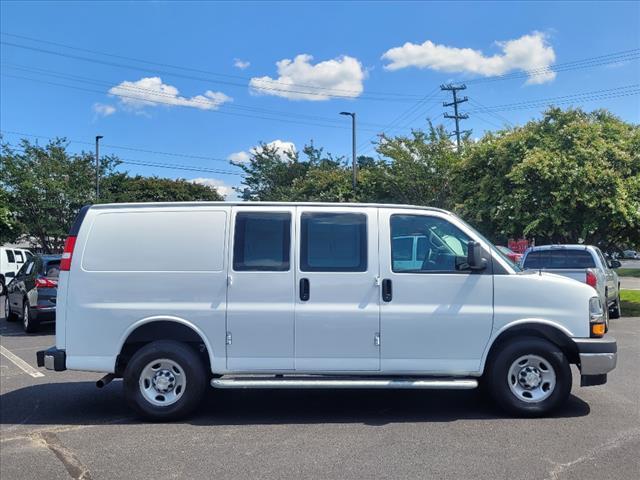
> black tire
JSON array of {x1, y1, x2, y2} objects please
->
[
  {"x1": 4, "y1": 295, "x2": 18, "y2": 322},
  {"x1": 22, "y1": 300, "x2": 39, "y2": 333},
  {"x1": 123, "y1": 340, "x2": 207, "y2": 421},
  {"x1": 609, "y1": 296, "x2": 622, "y2": 319},
  {"x1": 487, "y1": 337, "x2": 571, "y2": 417}
]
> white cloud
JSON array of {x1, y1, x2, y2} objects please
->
[
  {"x1": 93, "y1": 103, "x2": 116, "y2": 117},
  {"x1": 191, "y1": 177, "x2": 238, "y2": 200},
  {"x1": 382, "y1": 32, "x2": 556, "y2": 85},
  {"x1": 252, "y1": 140, "x2": 297, "y2": 161},
  {"x1": 108, "y1": 77, "x2": 232, "y2": 111},
  {"x1": 234, "y1": 58, "x2": 250, "y2": 70},
  {"x1": 228, "y1": 140, "x2": 297, "y2": 165},
  {"x1": 249, "y1": 54, "x2": 365, "y2": 100},
  {"x1": 227, "y1": 151, "x2": 251, "y2": 164}
]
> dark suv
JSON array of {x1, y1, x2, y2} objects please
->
[{"x1": 5, "y1": 255, "x2": 61, "y2": 333}]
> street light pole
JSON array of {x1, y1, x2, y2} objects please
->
[
  {"x1": 340, "y1": 111, "x2": 357, "y2": 195},
  {"x1": 95, "y1": 135, "x2": 103, "y2": 201}
]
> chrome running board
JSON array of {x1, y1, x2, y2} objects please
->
[{"x1": 211, "y1": 377, "x2": 478, "y2": 390}]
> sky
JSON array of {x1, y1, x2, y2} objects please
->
[{"x1": 1, "y1": 1, "x2": 639, "y2": 199}]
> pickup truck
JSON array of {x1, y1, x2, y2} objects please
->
[{"x1": 521, "y1": 245, "x2": 622, "y2": 319}]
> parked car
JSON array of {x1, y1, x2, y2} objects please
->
[
  {"x1": 38, "y1": 203, "x2": 617, "y2": 421},
  {"x1": 0, "y1": 246, "x2": 33, "y2": 295},
  {"x1": 622, "y1": 250, "x2": 639, "y2": 259},
  {"x1": 521, "y1": 245, "x2": 621, "y2": 320},
  {"x1": 496, "y1": 245, "x2": 523, "y2": 265},
  {"x1": 5, "y1": 254, "x2": 61, "y2": 332}
]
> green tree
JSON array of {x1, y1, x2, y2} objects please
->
[
  {"x1": 374, "y1": 123, "x2": 464, "y2": 208},
  {"x1": 234, "y1": 142, "x2": 306, "y2": 201},
  {"x1": 0, "y1": 138, "x2": 119, "y2": 252},
  {"x1": 101, "y1": 174, "x2": 223, "y2": 203},
  {"x1": 455, "y1": 108, "x2": 640, "y2": 248},
  {"x1": 1, "y1": 138, "x2": 225, "y2": 252}
]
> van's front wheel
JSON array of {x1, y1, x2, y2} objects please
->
[
  {"x1": 123, "y1": 340, "x2": 207, "y2": 421},
  {"x1": 487, "y1": 338, "x2": 571, "y2": 417}
]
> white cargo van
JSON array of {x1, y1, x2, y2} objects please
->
[{"x1": 37, "y1": 202, "x2": 617, "y2": 420}]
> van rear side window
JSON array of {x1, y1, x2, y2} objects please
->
[
  {"x1": 82, "y1": 210, "x2": 227, "y2": 272},
  {"x1": 233, "y1": 212, "x2": 291, "y2": 271},
  {"x1": 300, "y1": 212, "x2": 367, "y2": 272},
  {"x1": 6, "y1": 250, "x2": 15, "y2": 263}
]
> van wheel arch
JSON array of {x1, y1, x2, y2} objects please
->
[
  {"x1": 484, "y1": 324, "x2": 579, "y2": 374},
  {"x1": 116, "y1": 320, "x2": 212, "y2": 376}
]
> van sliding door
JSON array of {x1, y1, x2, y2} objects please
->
[{"x1": 226, "y1": 206, "x2": 296, "y2": 371}]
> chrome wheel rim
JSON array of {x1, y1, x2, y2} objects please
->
[
  {"x1": 23, "y1": 304, "x2": 29, "y2": 329},
  {"x1": 4, "y1": 297, "x2": 9, "y2": 318},
  {"x1": 507, "y1": 354, "x2": 556, "y2": 403},
  {"x1": 139, "y1": 358, "x2": 186, "y2": 407}
]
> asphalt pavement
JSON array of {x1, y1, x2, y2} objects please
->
[{"x1": 1, "y1": 298, "x2": 638, "y2": 480}]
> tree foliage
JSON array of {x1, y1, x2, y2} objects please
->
[
  {"x1": 101, "y1": 174, "x2": 223, "y2": 203},
  {"x1": 455, "y1": 108, "x2": 640, "y2": 248},
  {"x1": 0, "y1": 138, "x2": 120, "y2": 252},
  {"x1": 1, "y1": 138, "x2": 223, "y2": 251},
  {"x1": 236, "y1": 109, "x2": 638, "y2": 249}
]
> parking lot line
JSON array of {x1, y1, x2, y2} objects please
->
[{"x1": 0, "y1": 345, "x2": 44, "y2": 378}]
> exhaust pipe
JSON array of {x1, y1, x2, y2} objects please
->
[{"x1": 96, "y1": 374, "x2": 115, "y2": 388}]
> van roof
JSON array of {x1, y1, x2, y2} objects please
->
[{"x1": 88, "y1": 201, "x2": 453, "y2": 215}]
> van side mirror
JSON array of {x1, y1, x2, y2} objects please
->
[
  {"x1": 609, "y1": 260, "x2": 621, "y2": 269},
  {"x1": 467, "y1": 241, "x2": 488, "y2": 271}
]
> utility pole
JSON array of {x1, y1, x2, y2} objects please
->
[
  {"x1": 441, "y1": 84, "x2": 470, "y2": 151},
  {"x1": 95, "y1": 135, "x2": 103, "y2": 201},
  {"x1": 339, "y1": 111, "x2": 357, "y2": 195}
]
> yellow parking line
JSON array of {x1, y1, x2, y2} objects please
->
[{"x1": 0, "y1": 345, "x2": 45, "y2": 378}]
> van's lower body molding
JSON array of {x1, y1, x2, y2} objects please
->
[{"x1": 211, "y1": 376, "x2": 478, "y2": 390}]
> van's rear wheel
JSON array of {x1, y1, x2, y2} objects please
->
[
  {"x1": 123, "y1": 340, "x2": 207, "y2": 421},
  {"x1": 487, "y1": 338, "x2": 571, "y2": 417}
]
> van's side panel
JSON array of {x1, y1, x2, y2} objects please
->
[{"x1": 65, "y1": 206, "x2": 229, "y2": 373}]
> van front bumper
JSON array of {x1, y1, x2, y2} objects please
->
[
  {"x1": 36, "y1": 346, "x2": 66, "y2": 371},
  {"x1": 573, "y1": 337, "x2": 617, "y2": 386}
]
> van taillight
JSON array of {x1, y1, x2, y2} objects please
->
[
  {"x1": 60, "y1": 236, "x2": 77, "y2": 271},
  {"x1": 586, "y1": 270, "x2": 597, "y2": 288}
]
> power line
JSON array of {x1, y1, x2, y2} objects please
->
[
  {"x1": 465, "y1": 84, "x2": 640, "y2": 113},
  {"x1": 463, "y1": 49, "x2": 640, "y2": 85},
  {"x1": 0, "y1": 62, "x2": 396, "y2": 129},
  {"x1": 0, "y1": 31, "x2": 425, "y2": 99},
  {"x1": 0, "y1": 72, "x2": 383, "y2": 133},
  {"x1": 468, "y1": 99, "x2": 514, "y2": 128},
  {"x1": 0, "y1": 129, "x2": 239, "y2": 165},
  {"x1": 0, "y1": 39, "x2": 421, "y2": 103},
  {"x1": 355, "y1": 86, "x2": 443, "y2": 154},
  {"x1": 2, "y1": 142, "x2": 243, "y2": 176}
]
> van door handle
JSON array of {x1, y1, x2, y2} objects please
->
[
  {"x1": 299, "y1": 278, "x2": 310, "y2": 301},
  {"x1": 382, "y1": 279, "x2": 393, "y2": 302}
]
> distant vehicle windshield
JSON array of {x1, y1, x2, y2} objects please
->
[{"x1": 523, "y1": 249, "x2": 596, "y2": 269}]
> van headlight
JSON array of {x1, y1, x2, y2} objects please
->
[{"x1": 589, "y1": 296, "x2": 606, "y2": 337}]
